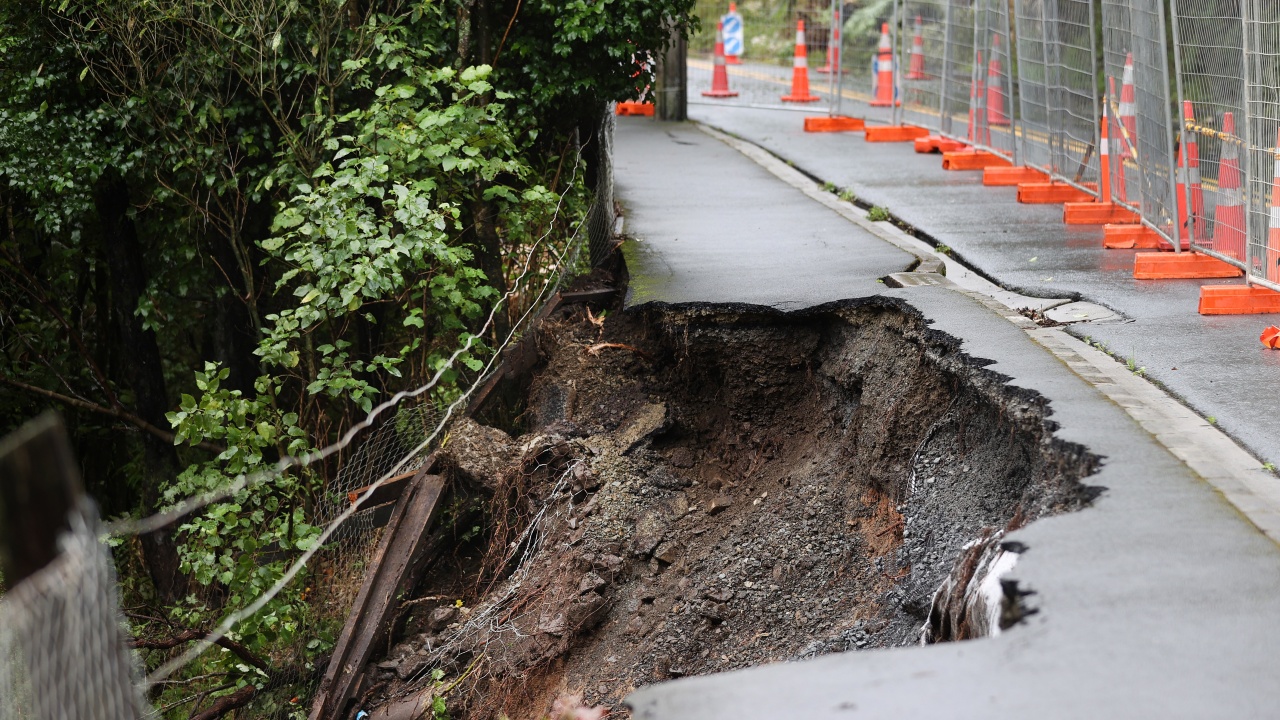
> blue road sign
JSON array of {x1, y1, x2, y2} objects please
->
[{"x1": 722, "y1": 12, "x2": 744, "y2": 57}]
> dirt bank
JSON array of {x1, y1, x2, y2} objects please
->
[{"x1": 358, "y1": 297, "x2": 1101, "y2": 720}]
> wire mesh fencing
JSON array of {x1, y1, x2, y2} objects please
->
[
  {"x1": 1013, "y1": 0, "x2": 1101, "y2": 193},
  {"x1": 1241, "y1": 0, "x2": 1280, "y2": 286},
  {"x1": 1101, "y1": 0, "x2": 1181, "y2": 245},
  {"x1": 0, "y1": 498, "x2": 146, "y2": 720},
  {"x1": 971, "y1": 0, "x2": 1018, "y2": 160},
  {"x1": 896, "y1": 0, "x2": 949, "y2": 132}
]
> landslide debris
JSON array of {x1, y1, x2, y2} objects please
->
[{"x1": 358, "y1": 299, "x2": 1100, "y2": 720}]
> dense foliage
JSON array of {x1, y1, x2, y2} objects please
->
[{"x1": 0, "y1": 0, "x2": 693, "y2": 715}]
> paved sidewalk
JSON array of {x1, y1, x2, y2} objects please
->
[
  {"x1": 687, "y1": 103, "x2": 1280, "y2": 470},
  {"x1": 613, "y1": 113, "x2": 1280, "y2": 719},
  {"x1": 615, "y1": 121, "x2": 914, "y2": 310}
]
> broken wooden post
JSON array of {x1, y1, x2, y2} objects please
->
[{"x1": 309, "y1": 469, "x2": 447, "y2": 720}]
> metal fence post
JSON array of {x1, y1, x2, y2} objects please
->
[{"x1": 1166, "y1": 0, "x2": 1189, "y2": 254}]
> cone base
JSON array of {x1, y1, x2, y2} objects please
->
[
  {"x1": 782, "y1": 95, "x2": 821, "y2": 103},
  {"x1": 942, "y1": 150, "x2": 1011, "y2": 171},
  {"x1": 984, "y1": 166, "x2": 1048, "y2": 186},
  {"x1": 726, "y1": 56, "x2": 742, "y2": 64},
  {"x1": 814, "y1": 66, "x2": 837, "y2": 74},
  {"x1": 868, "y1": 100, "x2": 902, "y2": 107},
  {"x1": 1134, "y1": 252, "x2": 1242, "y2": 280},
  {"x1": 702, "y1": 90, "x2": 740, "y2": 98},
  {"x1": 1200, "y1": 284, "x2": 1280, "y2": 315}
]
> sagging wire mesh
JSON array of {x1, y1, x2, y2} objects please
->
[
  {"x1": 384, "y1": 436, "x2": 594, "y2": 717},
  {"x1": 1013, "y1": 0, "x2": 1101, "y2": 193},
  {"x1": 971, "y1": 0, "x2": 1018, "y2": 161},
  {"x1": 587, "y1": 110, "x2": 618, "y2": 269},
  {"x1": 1102, "y1": 0, "x2": 1181, "y2": 245},
  {"x1": 897, "y1": 0, "x2": 949, "y2": 133},
  {"x1": 689, "y1": 0, "x2": 837, "y2": 111},
  {"x1": 0, "y1": 500, "x2": 146, "y2": 720}
]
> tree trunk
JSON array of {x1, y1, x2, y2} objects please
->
[{"x1": 93, "y1": 167, "x2": 188, "y2": 604}]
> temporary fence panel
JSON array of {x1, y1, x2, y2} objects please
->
[
  {"x1": 1101, "y1": 0, "x2": 1182, "y2": 245},
  {"x1": 1013, "y1": 0, "x2": 1101, "y2": 193},
  {"x1": 834, "y1": 0, "x2": 900, "y2": 123},
  {"x1": 971, "y1": 0, "x2": 1019, "y2": 161},
  {"x1": 940, "y1": 0, "x2": 976, "y2": 140},
  {"x1": 1241, "y1": 1, "x2": 1280, "y2": 288},
  {"x1": 689, "y1": 0, "x2": 836, "y2": 111},
  {"x1": 897, "y1": 0, "x2": 950, "y2": 133}
]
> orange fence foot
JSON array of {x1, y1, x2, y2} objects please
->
[
  {"x1": 804, "y1": 116, "x2": 866, "y2": 133},
  {"x1": 1199, "y1": 285, "x2": 1280, "y2": 315},
  {"x1": 1102, "y1": 224, "x2": 1189, "y2": 250},
  {"x1": 942, "y1": 150, "x2": 1012, "y2": 171},
  {"x1": 615, "y1": 102, "x2": 654, "y2": 117},
  {"x1": 984, "y1": 166, "x2": 1048, "y2": 186},
  {"x1": 1063, "y1": 202, "x2": 1141, "y2": 225},
  {"x1": 1133, "y1": 252, "x2": 1243, "y2": 280},
  {"x1": 914, "y1": 135, "x2": 968, "y2": 154},
  {"x1": 1017, "y1": 182, "x2": 1096, "y2": 204},
  {"x1": 864, "y1": 125, "x2": 929, "y2": 142}
]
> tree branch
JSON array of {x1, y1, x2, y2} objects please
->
[
  {"x1": 189, "y1": 684, "x2": 255, "y2": 720},
  {"x1": 129, "y1": 628, "x2": 271, "y2": 674},
  {"x1": 0, "y1": 375, "x2": 225, "y2": 454}
]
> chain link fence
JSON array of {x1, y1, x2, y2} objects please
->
[{"x1": 1, "y1": 498, "x2": 146, "y2": 720}]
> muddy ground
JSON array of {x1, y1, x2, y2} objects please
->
[{"x1": 357, "y1": 294, "x2": 1101, "y2": 720}]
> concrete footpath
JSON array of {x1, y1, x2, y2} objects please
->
[
  {"x1": 614, "y1": 117, "x2": 1280, "y2": 718},
  {"x1": 686, "y1": 103, "x2": 1280, "y2": 471}
]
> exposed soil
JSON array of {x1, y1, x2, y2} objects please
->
[{"x1": 359, "y1": 296, "x2": 1101, "y2": 720}]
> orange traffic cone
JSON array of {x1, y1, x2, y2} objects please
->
[
  {"x1": 1212, "y1": 112, "x2": 1246, "y2": 260},
  {"x1": 986, "y1": 35, "x2": 1010, "y2": 127},
  {"x1": 1119, "y1": 53, "x2": 1138, "y2": 160},
  {"x1": 1176, "y1": 101, "x2": 1207, "y2": 242},
  {"x1": 703, "y1": 21, "x2": 739, "y2": 98},
  {"x1": 782, "y1": 19, "x2": 820, "y2": 103},
  {"x1": 870, "y1": 23, "x2": 896, "y2": 107},
  {"x1": 1262, "y1": 325, "x2": 1280, "y2": 349},
  {"x1": 907, "y1": 16, "x2": 926, "y2": 80},
  {"x1": 816, "y1": 7, "x2": 841, "y2": 73}
]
